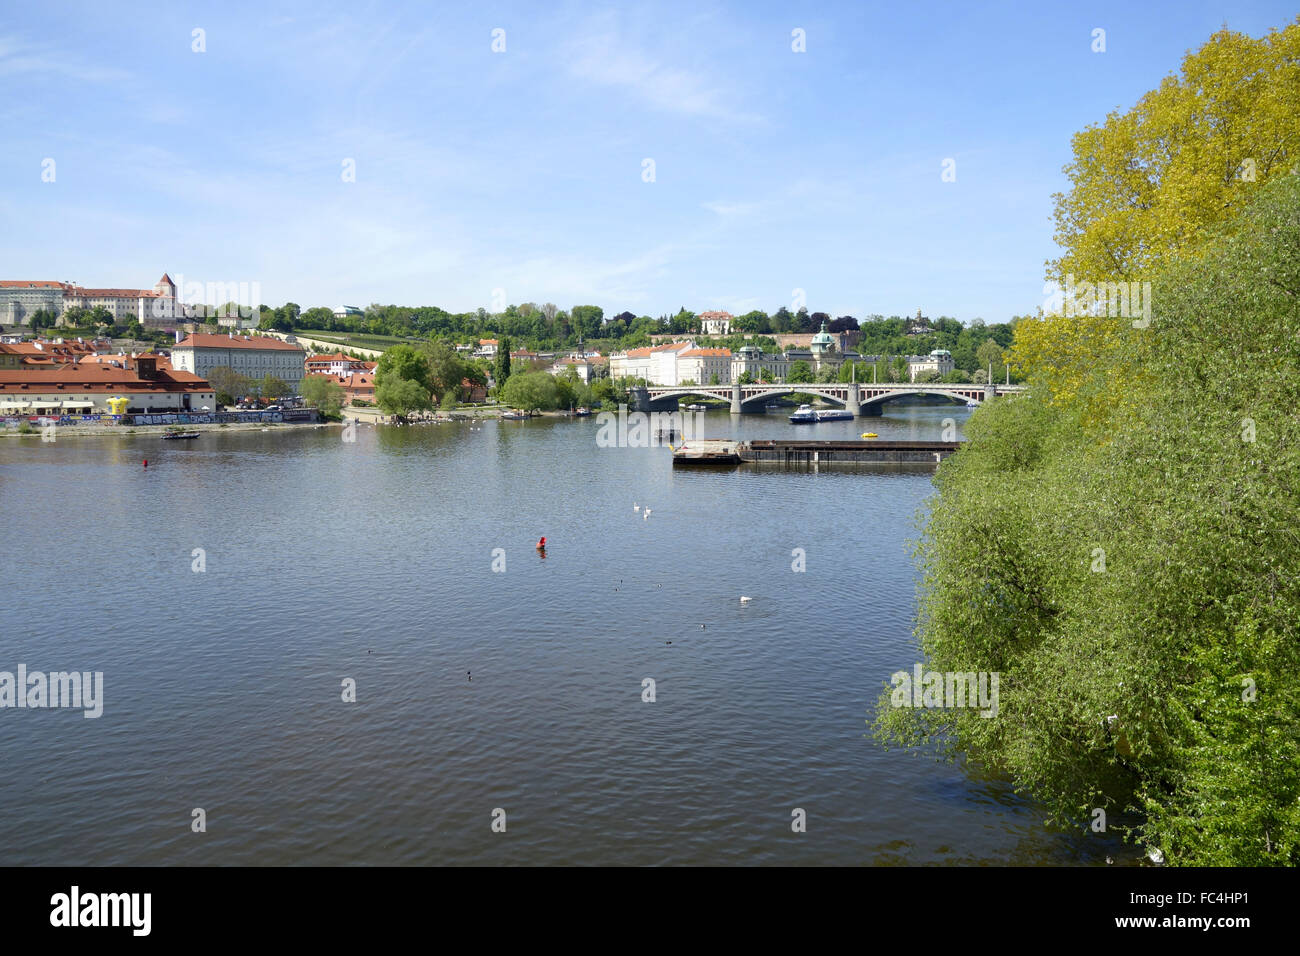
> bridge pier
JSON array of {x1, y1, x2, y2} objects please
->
[
  {"x1": 845, "y1": 383, "x2": 860, "y2": 418},
  {"x1": 730, "y1": 382, "x2": 742, "y2": 415},
  {"x1": 984, "y1": 383, "x2": 997, "y2": 403}
]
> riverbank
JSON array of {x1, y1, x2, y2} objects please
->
[
  {"x1": 342, "y1": 404, "x2": 591, "y2": 424},
  {"x1": 0, "y1": 420, "x2": 331, "y2": 439}
]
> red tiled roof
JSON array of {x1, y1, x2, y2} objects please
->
[
  {"x1": 175, "y1": 333, "x2": 304, "y2": 351},
  {"x1": 66, "y1": 286, "x2": 159, "y2": 298},
  {"x1": 306, "y1": 371, "x2": 374, "y2": 389},
  {"x1": 679, "y1": 348, "x2": 732, "y2": 357},
  {"x1": 0, "y1": 363, "x2": 210, "y2": 393},
  {"x1": 78, "y1": 352, "x2": 173, "y2": 370},
  {"x1": 5, "y1": 341, "x2": 95, "y2": 363},
  {"x1": 0, "y1": 280, "x2": 63, "y2": 289}
]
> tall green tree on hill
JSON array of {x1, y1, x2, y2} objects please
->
[{"x1": 494, "y1": 336, "x2": 512, "y2": 391}]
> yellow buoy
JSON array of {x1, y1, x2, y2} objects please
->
[{"x1": 861, "y1": 432, "x2": 878, "y2": 439}]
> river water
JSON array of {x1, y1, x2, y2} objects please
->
[{"x1": 0, "y1": 401, "x2": 1121, "y2": 864}]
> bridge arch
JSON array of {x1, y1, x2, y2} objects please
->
[
  {"x1": 858, "y1": 387, "x2": 982, "y2": 408},
  {"x1": 633, "y1": 382, "x2": 1015, "y2": 415},
  {"x1": 736, "y1": 386, "x2": 848, "y2": 408}
]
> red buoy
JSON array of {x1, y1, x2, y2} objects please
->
[
  {"x1": 143, "y1": 459, "x2": 148, "y2": 468},
  {"x1": 536, "y1": 537, "x2": 546, "y2": 550}
]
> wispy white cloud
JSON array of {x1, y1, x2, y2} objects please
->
[
  {"x1": 702, "y1": 199, "x2": 765, "y2": 218},
  {"x1": 565, "y1": 28, "x2": 762, "y2": 124},
  {"x1": 0, "y1": 34, "x2": 131, "y2": 84}
]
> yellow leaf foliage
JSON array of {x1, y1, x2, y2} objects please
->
[{"x1": 1017, "y1": 19, "x2": 1300, "y2": 423}]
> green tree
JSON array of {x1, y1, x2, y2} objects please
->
[
  {"x1": 299, "y1": 306, "x2": 336, "y2": 330},
  {"x1": 975, "y1": 339, "x2": 1005, "y2": 381},
  {"x1": 58, "y1": 306, "x2": 88, "y2": 328},
  {"x1": 207, "y1": 366, "x2": 253, "y2": 407},
  {"x1": 494, "y1": 336, "x2": 512, "y2": 391},
  {"x1": 1048, "y1": 21, "x2": 1300, "y2": 285},
  {"x1": 499, "y1": 371, "x2": 561, "y2": 411},
  {"x1": 787, "y1": 360, "x2": 813, "y2": 383},
  {"x1": 570, "y1": 305, "x2": 604, "y2": 339},
  {"x1": 375, "y1": 344, "x2": 434, "y2": 418},
  {"x1": 377, "y1": 345, "x2": 432, "y2": 393},
  {"x1": 28, "y1": 308, "x2": 59, "y2": 331},
  {"x1": 877, "y1": 172, "x2": 1300, "y2": 865},
  {"x1": 418, "y1": 341, "x2": 470, "y2": 402},
  {"x1": 300, "y1": 374, "x2": 345, "y2": 418},
  {"x1": 260, "y1": 376, "x2": 291, "y2": 399},
  {"x1": 375, "y1": 376, "x2": 432, "y2": 420}
]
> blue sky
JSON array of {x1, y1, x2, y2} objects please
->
[{"x1": 1, "y1": 0, "x2": 1295, "y2": 322}]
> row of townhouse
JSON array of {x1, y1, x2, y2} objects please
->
[{"x1": 611, "y1": 339, "x2": 954, "y2": 385}]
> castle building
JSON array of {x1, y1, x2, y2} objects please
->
[{"x1": 0, "y1": 274, "x2": 190, "y2": 327}]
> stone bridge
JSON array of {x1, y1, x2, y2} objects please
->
[{"x1": 631, "y1": 383, "x2": 1025, "y2": 417}]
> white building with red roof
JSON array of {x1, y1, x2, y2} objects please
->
[
  {"x1": 698, "y1": 311, "x2": 733, "y2": 335},
  {"x1": 171, "y1": 333, "x2": 307, "y2": 391},
  {"x1": 609, "y1": 341, "x2": 706, "y2": 385},
  {"x1": 0, "y1": 274, "x2": 191, "y2": 327},
  {"x1": 304, "y1": 352, "x2": 373, "y2": 376},
  {"x1": 675, "y1": 347, "x2": 732, "y2": 385},
  {"x1": 0, "y1": 355, "x2": 215, "y2": 415}
]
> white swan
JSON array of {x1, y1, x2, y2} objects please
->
[{"x1": 740, "y1": 596, "x2": 752, "y2": 603}]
